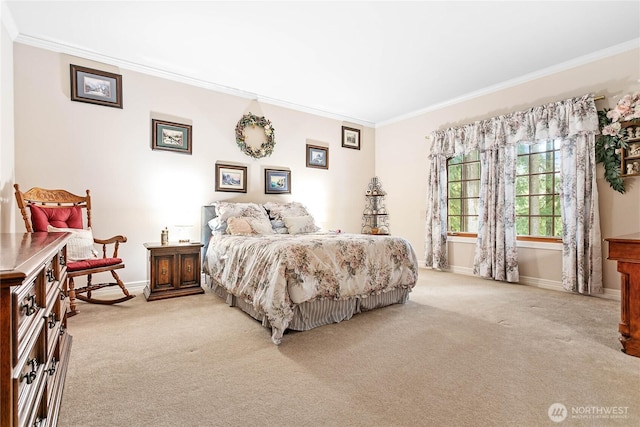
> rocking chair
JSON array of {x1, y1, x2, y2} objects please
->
[{"x1": 14, "y1": 184, "x2": 135, "y2": 315}]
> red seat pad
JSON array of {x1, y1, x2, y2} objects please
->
[
  {"x1": 67, "y1": 257, "x2": 122, "y2": 272},
  {"x1": 29, "y1": 205, "x2": 83, "y2": 231}
]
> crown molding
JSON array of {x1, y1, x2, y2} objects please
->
[
  {"x1": 377, "y1": 38, "x2": 640, "y2": 128},
  {"x1": 11, "y1": 32, "x2": 375, "y2": 128}
]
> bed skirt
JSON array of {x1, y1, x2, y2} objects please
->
[{"x1": 206, "y1": 275, "x2": 410, "y2": 336}]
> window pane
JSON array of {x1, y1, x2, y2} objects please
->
[
  {"x1": 531, "y1": 141, "x2": 554, "y2": 153},
  {"x1": 529, "y1": 195, "x2": 554, "y2": 215},
  {"x1": 448, "y1": 199, "x2": 461, "y2": 215},
  {"x1": 465, "y1": 180, "x2": 480, "y2": 198},
  {"x1": 516, "y1": 156, "x2": 529, "y2": 175},
  {"x1": 516, "y1": 217, "x2": 529, "y2": 235},
  {"x1": 448, "y1": 164, "x2": 462, "y2": 181},
  {"x1": 532, "y1": 173, "x2": 554, "y2": 194},
  {"x1": 531, "y1": 216, "x2": 553, "y2": 237},
  {"x1": 517, "y1": 144, "x2": 530, "y2": 155},
  {"x1": 464, "y1": 162, "x2": 480, "y2": 180},
  {"x1": 449, "y1": 182, "x2": 462, "y2": 198},
  {"x1": 449, "y1": 155, "x2": 462, "y2": 165},
  {"x1": 515, "y1": 176, "x2": 529, "y2": 195},
  {"x1": 515, "y1": 196, "x2": 529, "y2": 215},
  {"x1": 553, "y1": 195, "x2": 561, "y2": 215},
  {"x1": 449, "y1": 216, "x2": 461, "y2": 232},
  {"x1": 465, "y1": 199, "x2": 479, "y2": 215},
  {"x1": 464, "y1": 216, "x2": 478, "y2": 233},
  {"x1": 464, "y1": 151, "x2": 479, "y2": 162},
  {"x1": 554, "y1": 217, "x2": 563, "y2": 237},
  {"x1": 530, "y1": 153, "x2": 553, "y2": 173},
  {"x1": 554, "y1": 173, "x2": 562, "y2": 193}
]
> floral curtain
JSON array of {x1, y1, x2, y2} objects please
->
[{"x1": 425, "y1": 94, "x2": 602, "y2": 292}]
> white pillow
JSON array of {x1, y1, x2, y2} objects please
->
[
  {"x1": 282, "y1": 216, "x2": 320, "y2": 235},
  {"x1": 47, "y1": 225, "x2": 97, "y2": 261},
  {"x1": 248, "y1": 218, "x2": 274, "y2": 235}
]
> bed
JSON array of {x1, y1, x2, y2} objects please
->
[{"x1": 201, "y1": 201, "x2": 418, "y2": 344}]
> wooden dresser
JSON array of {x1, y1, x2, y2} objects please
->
[
  {"x1": 606, "y1": 232, "x2": 640, "y2": 358},
  {"x1": 1, "y1": 232, "x2": 72, "y2": 426}
]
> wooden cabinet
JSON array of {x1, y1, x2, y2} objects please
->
[
  {"x1": 143, "y1": 242, "x2": 204, "y2": 301},
  {"x1": 606, "y1": 232, "x2": 640, "y2": 358},
  {"x1": 620, "y1": 120, "x2": 640, "y2": 177},
  {"x1": 362, "y1": 176, "x2": 390, "y2": 235},
  {"x1": 1, "y1": 232, "x2": 72, "y2": 427}
]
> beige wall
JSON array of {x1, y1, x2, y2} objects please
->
[
  {"x1": 376, "y1": 47, "x2": 640, "y2": 295},
  {"x1": 9, "y1": 43, "x2": 375, "y2": 285},
  {"x1": 1, "y1": 19, "x2": 15, "y2": 233}
]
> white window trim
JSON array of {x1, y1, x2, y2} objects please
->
[{"x1": 447, "y1": 235, "x2": 562, "y2": 250}]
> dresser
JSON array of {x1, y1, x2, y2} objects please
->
[
  {"x1": 1, "y1": 232, "x2": 72, "y2": 426},
  {"x1": 606, "y1": 232, "x2": 640, "y2": 358}
]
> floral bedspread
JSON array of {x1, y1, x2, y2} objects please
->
[{"x1": 204, "y1": 232, "x2": 418, "y2": 344}]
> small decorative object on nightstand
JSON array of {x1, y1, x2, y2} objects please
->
[
  {"x1": 144, "y1": 241, "x2": 204, "y2": 301},
  {"x1": 361, "y1": 176, "x2": 390, "y2": 235}
]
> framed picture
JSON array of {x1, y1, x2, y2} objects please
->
[
  {"x1": 70, "y1": 64, "x2": 123, "y2": 108},
  {"x1": 306, "y1": 144, "x2": 329, "y2": 169},
  {"x1": 151, "y1": 119, "x2": 192, "y2": 155},
  {"x1": 265, "y1": 168, "x2": 291, "y2": 194},
  {"x1": 215, "y1": 163, "x2": 247, "y2": 193},
  {"x1": 341, "y1": 126, "x2": 360, "y2": 150}
]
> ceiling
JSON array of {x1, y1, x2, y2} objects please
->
[{"x1": 3, "y1": 1, "x2": 640, "y2": 126}]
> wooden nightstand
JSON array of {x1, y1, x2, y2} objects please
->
[{"x1": 144, "y1": 241, "x2": 204, "y2": 301}]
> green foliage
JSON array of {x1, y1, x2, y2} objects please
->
[{"x1": 595, "y1": 109, "x2": 626, "y2": 193}]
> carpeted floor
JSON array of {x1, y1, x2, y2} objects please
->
[{"x1": 58, "y1": 269, "x2": 640, "y2": 426}]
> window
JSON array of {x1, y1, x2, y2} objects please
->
[
  {"x1": 447, "y1": 141, "x2": 561, "y2": 239},
  {"x1": 447, "y1": 151, "x2": 480, "y2": 233},
  {"x1": 515, "y1": 140, "x2": 562, "y2": 238}
]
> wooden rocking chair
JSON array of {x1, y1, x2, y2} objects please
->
[{"x1": 14, "y1": 184, "x2": 135, "y2": 316}]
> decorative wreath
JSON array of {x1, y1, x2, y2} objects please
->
[{"x1": 235, "y1": 113, "x2": 276, "y2": 159}]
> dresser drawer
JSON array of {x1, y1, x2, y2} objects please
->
[
  {"x1": 14, "y1": 275, "x2": 44, "y2": 361},
  {"x1": 16, "y1": 326, "x2": 46, "y2": 427}
]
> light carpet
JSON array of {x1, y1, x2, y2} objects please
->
[{"x1": 58, "y1": 270, "x2": 640, "y2": 427}]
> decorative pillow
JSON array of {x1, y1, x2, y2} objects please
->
[
  {"x1": 247, "y1": 218, "x2": 274, "y2": 235},
  {"x1": 47, "y1": 225, "x2": 97, "y2": 261},
  {"x1": 263, "y1": 202, "x2": 315, "y2": 233},
  {"x1": 214, "y1": 202, "x2": 272, "y2": 234},
  {"x1": 30, "y1": 205, "x2": 83, "y2": 232},
  {"x1": 282, "y1": 215, "x2": 320, "y2": 235},
  {"x1": 226, "y1": 217, "x2": 255, "y2": 236}
]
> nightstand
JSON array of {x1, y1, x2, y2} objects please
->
[{"x1": 144, "y1": 241, "x2": 204, "y2": 301}]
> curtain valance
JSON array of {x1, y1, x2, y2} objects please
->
[{"x1": 428, "y1": 94, "x2": 599, "y2": 158}]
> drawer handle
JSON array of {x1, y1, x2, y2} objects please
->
[
  {"x1": 59, "y1": 254, "x2": 66, "y2": 266},
  {"x1": 59, "y1": 288, "x2": 67, "y2": 300},
  {"x1": 21, "y1": 358, "x2": 38, "y2": 384},
  {"x1": 46, "y1": 268, "x2": 55, "y2": 282},
  {"x1": 60, "y1": 326, "x2": 66, "y2": 337},
  {"x1": 21, "y1": 294, "x2": 37, "y2": 316},
  {"x1": 47, "y1": 357, "x2": 58, "y2": 376},
  {"x1": 161, "y1": 268, "x2": 167, "y2": 275},
  {"x1": 187, "y1": 265, "x2": 192, "y2": 273},
  {"x1": 47, "y1": 312, "x2": 58, "y2": 329}
]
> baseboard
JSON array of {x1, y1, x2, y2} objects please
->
[{"x1": 419, "y1": 259, "x2": 620, "y2": 301}]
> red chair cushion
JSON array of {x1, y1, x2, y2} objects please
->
[
  {"x1": 67, "y1": 257, "x2": 122, "y2": 272},
  {"x1": 29, "y1": 205, "x2": 83, "y2": 231}
]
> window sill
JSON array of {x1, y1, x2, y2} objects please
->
[{"x1": 447, "y1": 235, "x2": 562, "y2": 250}]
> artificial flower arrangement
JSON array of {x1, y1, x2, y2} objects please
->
[{"x1": 596, "y1": 92, "x2": 640, "y2": 193}]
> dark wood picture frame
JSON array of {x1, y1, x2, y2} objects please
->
[
  {"x1": 265, "y1": 168, "x2": 291, "y2": 194},
  {"x1": 341, "y1": 126, "x2": 360, "y2": 150},
  {"x1": 215, "y1": 163, "x2": 247, "y2": 193},
  {"x1": 70, "y1": 64, "x2": 123, "y2": 108},
  {"x1": 306, "y1": 144, "x2": 329, "y2": 169},
  {"x1": 151, "y1": 119, "x2": 193, "y2": 155}
]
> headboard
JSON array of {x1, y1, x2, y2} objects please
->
[{"x1": 201, "y1": 205, "x2": 217, "y2": 261}]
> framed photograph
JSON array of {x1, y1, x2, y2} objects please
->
[
  {"x1": 265, "y1": 168, "x2": 291, "y2": 194},
  {"x1": 70, "y1": 64, "x2": 123, "y2": 108},
  {"x1": 215, "y1": 163, "x2": 247, "y2": 193},
  {"x1": 341, "y1": 126, "x2": 360, "y2": 150},
  {"x1": 151, "y1": 119, "x2": 192, "y2": 155},
  {"x1": 306, "y1": 144, "x2": 329, "y2": 169}
]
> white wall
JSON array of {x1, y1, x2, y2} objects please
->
[
  {"x1": 376, "y1": 46, "x2": 640, "y2": 294},
  {"x1": 11, "y1": 44, "x2": 375, "y2": 285}
]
